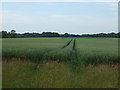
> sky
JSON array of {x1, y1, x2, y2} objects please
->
[{"x1": 1, "y1": 2, "x2": 118, "y2": 34}]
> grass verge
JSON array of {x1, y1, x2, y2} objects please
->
[{"x1": 2, "y1": 58, "x2": 119, "y2": 88}]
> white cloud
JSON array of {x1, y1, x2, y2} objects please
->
[
  {"x1": 1, "y1": 0, "x2": 119, "y2": 2},
  {"x1": 0, "y1": 11, "x2": 3, "y2": 30},
  {"x1": 2, "y1": 10, "x2": 118, "y2": 34},
  {"x1": 95, "y1": 2, "x2": 118, "y2": 9}
]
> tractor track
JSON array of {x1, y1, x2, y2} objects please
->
[
  {"x1": 35, "y1": 38, "x2": 78, "y2": 70},
  {"x1": 73, "y1": 39, "x2": 76, "y2": 50},
  {"x1": 62, "y1": 39, "x2": 73, "y2": 48},
  {"x1": 34, "y1": 39, "x2": 73, "y2": 70}
]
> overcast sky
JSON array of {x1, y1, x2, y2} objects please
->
[{"x1": 1, "y1": 2, "x2": 118, "y2": 34}]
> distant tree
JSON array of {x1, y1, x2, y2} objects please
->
[
  {"x1": 118, "y1": 32, "x2": 120, "y2": 38},
  {"x1": 64, "y1": 33, "x2": 69, "y2": 37},
  {"x1": 42, "y1": 32, "x2": 59, "y2": 37},
  {"x1": 1, "y1": 31, "x2": 8, "y2": 38},
  {"x1": 10, "y1": 30, "x2": 16, "y2": 38},
  {"x1": 0, "y1": 30, "x2": 119, "y2": 38},
  {"x1": 10, "y1": 30, "x2": 16, "y2": 34}
]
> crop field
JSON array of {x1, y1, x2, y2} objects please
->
[
  {"x1": 2, "y1": 37, "x2": 119, "y2": 88},
  {"x1": 2, "y1": 38, "x2": 119, "y2": 64}
]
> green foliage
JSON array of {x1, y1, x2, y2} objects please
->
[
  {"x1": 1, "y1": 30, "x2": 120, "y2": 38},
  {"x1": 10, "y1": 30, "x2": 16, "y2": 34}
]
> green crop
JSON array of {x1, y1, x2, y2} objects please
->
[{"x1": 2, "y1": 38, "x2": 119, "y2": 65}]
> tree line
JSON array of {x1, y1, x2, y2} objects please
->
[{"x1": 0, "y1": 30, "x2": 120, "y2": 38}]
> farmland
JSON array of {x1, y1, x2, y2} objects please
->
[{"x1": 2, "y1": 37, "x2": 119, "y2": 88}]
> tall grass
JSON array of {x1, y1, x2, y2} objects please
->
[{"x1": 3, "y1": 59, "x2": 119, "y2": 88}]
